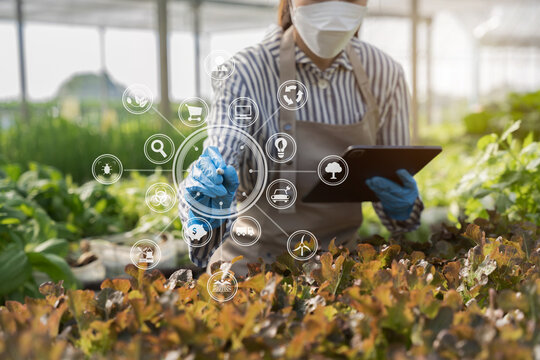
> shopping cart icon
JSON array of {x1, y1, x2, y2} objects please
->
[{"x1": 185, "y1": 104, "x2": 203, "y2": 122}]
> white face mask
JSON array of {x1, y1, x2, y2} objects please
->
[{"x1": 290, "y1": 1, "x2": 367, "y2": 59}]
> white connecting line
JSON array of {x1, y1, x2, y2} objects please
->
[
  {"x1": 152, "y1": 105, "x2": 186, "y2": 140},
  {"x1": 250, "y1": 169, "x2": 316, "y2": 173},
  {"x1": 220, "y1": 224, "x2": 223, "y2": 261},
  {"x1": 154, "y1": 215, "x2": 180, "y2": 241},
  {"x1": 125, "y1": 169, "x2": 173, "y2": 172},
  {"x1": 252, "y1": 107, "x2": 280, "y2": 137},
  {"x1": 254, "y1": 204, "x2": 290, "y2": 238}
]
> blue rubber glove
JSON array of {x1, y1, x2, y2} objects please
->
[
  {"x1": 365, "y1": 169, "x2": 418, "y2": 221},
  {"x1": 184, "y1": 146, "x2": 239, "y2": 229}
]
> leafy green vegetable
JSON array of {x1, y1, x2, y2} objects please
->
[
  {"x1": 26, "y1": 252, "x2": 77, "y2": 288},
  {"x1": 0, "y1": 161, "x2": 183, "y2": 302},
  {"x1": 454, "y1": 121, "x2": 540, "y2": 225},
  {"x1": 0, "y1": 243, "x2": 31, "y2": 295}
]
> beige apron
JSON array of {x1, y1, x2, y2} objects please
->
[{"x1": 208, "y1": 27, "x2": 380, "y2": 274}]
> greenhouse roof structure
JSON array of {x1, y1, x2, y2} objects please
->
[
  {"x1": 2, "y1": 0, "x2": 540, "y2": 139},
  {"x1": 1, "y1": 0, "x2": 538, "y2": 34}
]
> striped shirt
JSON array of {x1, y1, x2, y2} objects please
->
[{"x1": 179, "y1": 26, "x2": 424, "y2": 268}]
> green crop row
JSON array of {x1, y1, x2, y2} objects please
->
[{"x1": 0, "y1": 111, "x2": 192, "y2": 184}]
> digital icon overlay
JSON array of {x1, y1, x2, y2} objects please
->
[
  {"x1": 204, "y1": 50, "x2": 236, "y2": 81},
  {"x1": 122, "y1": 84, "x2": 153, "y2": 115},
  {"x1": 207, "y1": 270, "x2": 238, "y2": 302},
  {"x1": 265, "y1": 133, "x2": 297, "y2": 164},
  {"x1": 145, "y1": 183, "x2": 176, "y2": 213},
  {"x1": 92, "y1": 154, "x2": 123, "y2": 185},
  {"x1": 287, "y1": 230, "x2": 318, "y2": 261},
  {"x1": 144, "y1": 134, "x2": 175, "y2": 164},
  {"x1": 111, "y1": 78, "x2": 330, "y2": 302},
  {"x1": 231, "y1": 216, "x2": 262, "y2": 246},
  {"x1": 183, "y1": 217, "x2": 213, "y2": 248},
  {"x1": 130, "y1": 239, "x2": 161, "y2": 270},
  {"x1": 179, "y1": 97, "x2": 209, "y2": 128},
  {"x1": 278, "y1": 80, "x2": 309, "y2": 110},
  {"x1": 266, "y1": 178, "x2": 297, "y2": 210},
  {"x1": 228, "y1": 97, "x2": 259, "y2": 127},
  {"x1": 174, "y1": 125, "x2": 268, "y2": 220},
  {"x1": 317, "y1": 155, "x2": 349, "y2": 186}
]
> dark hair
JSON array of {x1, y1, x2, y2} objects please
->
[{"x1": 278, "y1": 0, "x2": 293, "y2": 30}]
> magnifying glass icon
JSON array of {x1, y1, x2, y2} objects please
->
[{"x1": 151, "y1": 139, "x2": 167, "y2": 158}]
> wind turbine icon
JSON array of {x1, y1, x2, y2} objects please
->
[{"x1": 293, "y1": 235, "x2": 312, "y2": 257}]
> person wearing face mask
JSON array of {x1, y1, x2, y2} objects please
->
[{"x1": 178, "y1": 0, "x2": 424, "y2": 274}]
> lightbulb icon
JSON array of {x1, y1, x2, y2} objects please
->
[
  {"x1": 274, "y1": 137, "x2": 288, "y2": 159},
  {"x1": 266, "y1": 133, "x2": 296, "y2": 164}
]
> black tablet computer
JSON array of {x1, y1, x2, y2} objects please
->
[{"x1": 303, "y1": 145, "x2": 442, "y2": 203}]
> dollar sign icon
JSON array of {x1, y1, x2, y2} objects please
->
[{"x1": 187, "y1": 224, "x2": 208, "y2": 242}]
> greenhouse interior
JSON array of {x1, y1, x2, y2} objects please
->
[{"x1": 0, "y1": 0, "x2": 539, "y2": 358}]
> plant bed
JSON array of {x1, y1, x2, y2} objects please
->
[
  {"x1": 69, "y1": 251, "x2": 106, "y2": 286},
  {"x1": 0, "y1": 214, "x2": 538, "y2": 359}
]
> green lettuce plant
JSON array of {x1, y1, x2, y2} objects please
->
[{"x1": 453, "y1": 120, "x2": 540, "y2": 225}]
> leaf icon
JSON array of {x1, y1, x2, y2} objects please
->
[{"x1": 135, "y1": 96, "x2": 148, "y2": 108}]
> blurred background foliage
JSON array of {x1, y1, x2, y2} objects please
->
[
  {"x1": 463, "y1": 90, "x2": 540, "y2": 138},
  {"x1": 0, "y1": 109, "x2": 189, "y2": 184}
]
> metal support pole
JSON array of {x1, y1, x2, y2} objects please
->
[
  {"x1": 426, "y1": 18, "x2": 433, "y2": 125},
  {"x1": 471, "y1": 40, "x2": 481, "y2": 109},
  {"x1": 504, "y1": 47, "x2": 510, "y2": 89},
  {"x1": 99, "y1": 27, "x2": 108, "y2": 112},
  {"x1": 157, "y1": 0, "x2": 171, "y2": 119},
  {"x1": 192, "y1": 0, "x2": 201, "y2": 98},
  {"x1": 410, "y1": 0, "x2": 419, "y2": 143},
  {"x1": 532, "y1": 47, "x2": 538, "y2": 91},
  {"x1": 15, "y1": 0, "x2": 28, "y2": 122}
]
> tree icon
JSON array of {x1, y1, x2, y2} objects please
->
[{"x1": 325, "y1": 162, "x2": 343, "y2": 180}]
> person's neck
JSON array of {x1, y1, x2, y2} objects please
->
[{"x1": 293, "y1": 28, "x2": 337, "y2": 71}]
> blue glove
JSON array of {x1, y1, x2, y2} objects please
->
[
  {"x1": 184, "y1": 146, "x2": 239, "y2": 229},
  {"x1": 365, "y1": 169, "x2": 418, "y2": 221}
]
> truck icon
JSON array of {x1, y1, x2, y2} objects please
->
[{"x1": 235, "y1": 226, "x2": 255, "y2": 237}]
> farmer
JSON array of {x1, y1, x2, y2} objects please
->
[{"x1": 178, "y1": 0, "x2": 424, "y2": 274}]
